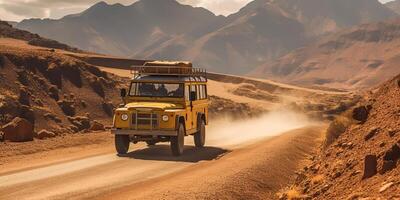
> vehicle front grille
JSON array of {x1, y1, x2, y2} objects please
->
[{"x1": 132, "y1": 112, "x2": 159, "y2": 129}]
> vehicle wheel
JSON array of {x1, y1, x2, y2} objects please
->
[
  {"x1": 115, "y1": 135, "x2": 130, "y2": 155},
  {"x1": 194, "y1": 120, "x2": 206, "y2": 148},
  {"x1": 146, "y1": 141, "x2": 157, "y2": 146},
  {"x1": 171, "y1": 123, "x2": 185, "y2": 156}
]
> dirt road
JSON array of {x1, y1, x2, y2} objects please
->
[{"x1": 0, "y1": 114, "x2": 324, "y2": 200}]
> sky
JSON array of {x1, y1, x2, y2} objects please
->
[{"x1": 0, "y1": 0, "x2": 396, "y2": 22}]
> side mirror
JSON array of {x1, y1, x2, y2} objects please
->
[
  {"x1": 120, "y1": 88, "x2": 127, "y2": 97},
  {"x1": 190, "y1": 91, "x2": 197, "y2": 101}
]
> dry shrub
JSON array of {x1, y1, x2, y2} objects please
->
[
  {"x1": 311, "y1": 174, "x2": 325, "y2": 185},
  {"x1": 278, "y1": 186, "x2": 305, "y2": 200},
  {"x1": 286, "y1": 188, "x2": 303, "y2": 200},
  {"x1": 324, "y1": 110, "x2": 354, "y2": 147}
]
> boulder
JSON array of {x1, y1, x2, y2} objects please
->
[
  {"x1": 364, "y1": 127, "x2": 380, "y2": 141},
  {"x1": 69, "y1": 125, "x2": 79, "y2": 133},
  {"x1": 352, "y1": 106, "x2": 370, "y2": 122},
  {"x1": 68, "y1": 116, "x2": 90, "y2": 131},
  {"x1": 44, "y1": 113, "x2": 62, "y2": 123},
  {"x1": 383, "y1": 144, "x2": 400, "y2": 162},
  {"x1": 58, "y1": 99, "x2": 75, "y2": 116},
  {"x1": 1, "y1": 117, "x2": 34, "y2": 142},
  {"x1": 380, "y1": 144, "x2": 400, "y2": 174},
  {"x1": 379, "y1": 182, "x2": 394, "y2": 193},
  {"x1": 380, "y1": 161, "x2": 396, "y2": 174},
  {"x1": 362, "y1": 155, "x2": 377, "y2": 179},
  {"x1": 90, "y1": 120, "x2": 105, "y2": 131},
  {"x1": 36, "y1": 129, "x2": 56, "y2": 139}
]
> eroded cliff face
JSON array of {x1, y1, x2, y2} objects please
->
[{"x1": 283, "y1": 75, "x2": 400, "y2": 199}]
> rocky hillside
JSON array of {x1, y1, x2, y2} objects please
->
[
  {"x1": 281, "y1": 75, "x2": 400, "y2": 199},
  {"x1": 16, "y1": 0, "x2": 397, "y2": 75},
  {"x1": 253, "y1": 18, "x2": 400, "y2": 89},
  {"x1": 0, "y1": 21, "x2": 81, "y2": 53},
  {"x1": 0, "y1": 39, "x2": 127, "y2": 142}
]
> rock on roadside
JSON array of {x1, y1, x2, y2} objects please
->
[
  {"x1": 90, "y1": 120, "x2": 105, "y2": 131},
  {"x1": 362, "y1": 155, "x2": 378, "y2": 179},
  {"x1": 36, "y1": 130, "x2": 56, "y2": 139},
  {"x1": 1, "y1": 117, "x2": 34, "y2": 142}
]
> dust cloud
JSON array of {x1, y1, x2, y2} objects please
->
[{"x1": 206, "y1": 109, "x2": 313, "y2": 148}]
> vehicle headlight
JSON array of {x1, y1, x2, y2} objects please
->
[
  {"x1": 121, "y1": 114, "x2": 129, "y2": 121},
  {"x1": 162, "y1": 115, "x2": 169, "y2": 122}
]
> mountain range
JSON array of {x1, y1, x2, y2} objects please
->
[
  {"x1": 16, "y1": 0, "x2": 398, "y2": 75},
  {"x1": 252, "y1": 18, "x2": 400, "y2": 89}
]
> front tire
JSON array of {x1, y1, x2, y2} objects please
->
[
  {"x1": 171, "y1": 123, "x2": 185, "y2": 156},
  {"x1": 115, "y1": 135, "x2": 130, "y2": 155},
  {"x1": 194, "y1": 120, "x2": 206, "y2": 148}
]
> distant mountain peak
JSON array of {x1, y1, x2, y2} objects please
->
[
  {"x1": 134, "y1": 0, "x2": 180, "y2": 7},
  {"x1": 91, "y1": 1, "x2": 109, "y2": 8}
]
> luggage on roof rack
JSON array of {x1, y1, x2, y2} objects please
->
[
  {"x1": 130, "y1": 61, "x2": 207, "y2": 81},
  {"x1": 144, "y1": 61, "x2": 193, "y2": 68}
]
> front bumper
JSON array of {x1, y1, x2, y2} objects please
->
[{"x1": 111, "y1": 129, "x2": 177, "y2": 136}]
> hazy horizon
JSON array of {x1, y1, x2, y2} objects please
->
[{"x1": 0, "y1": 0, "x2": 396, "y2": 22}]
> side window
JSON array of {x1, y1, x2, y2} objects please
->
[
  {"x1": 199, "y1": 85, "x2": 204, "y2": 99},
  {"x1": 195, "y1": 85, "x2": 206, "y2": 100},
  {"x1": 185, "y1": 85, "x2": 190, "y2": 101},
  {"x1": 204, "y1": 85, "x2": 208, "y2": 99},
  {"x1": 191, "y1": 85, "x2": 197, "y2": 100},
  {"x1": 196, "y1": 85, "x2": 201, "y2": 100}
]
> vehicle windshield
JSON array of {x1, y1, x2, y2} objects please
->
[{"x1": 129, "y1": 82, "x2": 184, "y2": 98}]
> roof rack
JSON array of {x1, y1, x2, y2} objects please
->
[{"x1": 131, "y1": 65, "x2": 207, "y2": 82}]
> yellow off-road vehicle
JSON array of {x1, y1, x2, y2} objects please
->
[{"x1": 112, "y1": 61, "x2": 209, "y2": 156}]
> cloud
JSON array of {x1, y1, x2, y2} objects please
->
[
  {"x1": 1, "y1": 2, "x2": 49, "y2": 19},
  {"x1": 0, "y1": 7, "x2": 26, "y2": 22}
]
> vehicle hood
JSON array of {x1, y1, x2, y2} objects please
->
[{"x1": 124, "y1": 102, "x2": 184, "y2": 110}]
